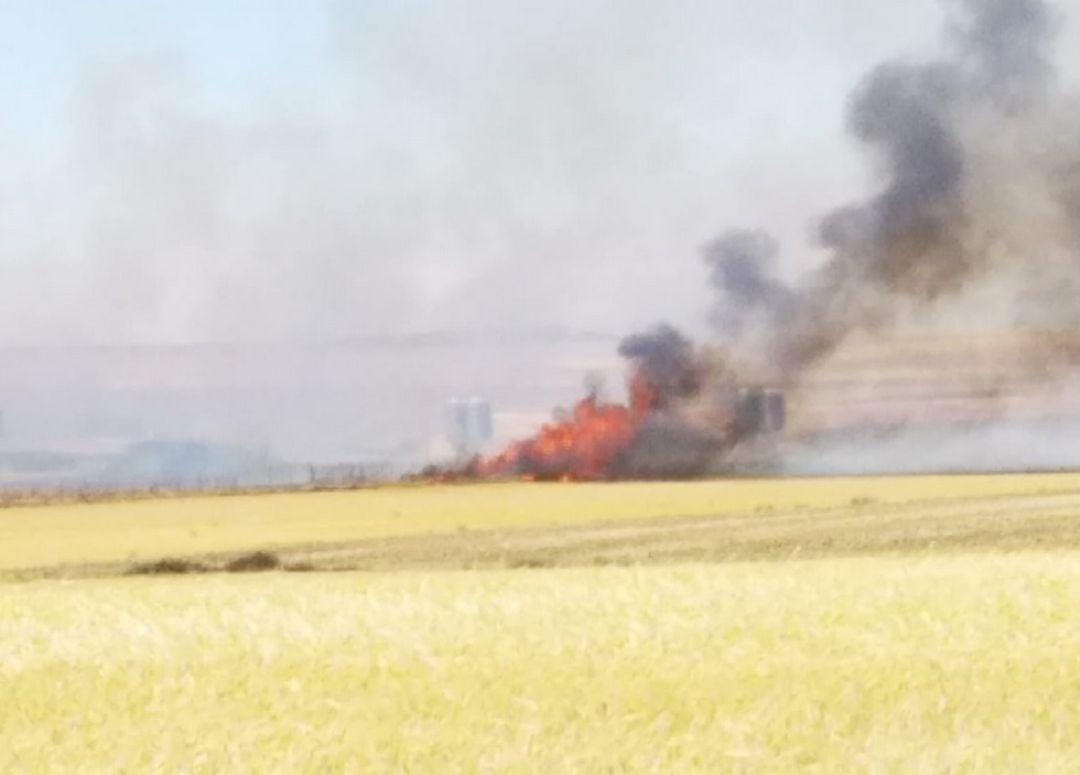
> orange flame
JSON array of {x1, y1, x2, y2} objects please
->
[{"x1": 477, "y1": 370, "x2": 655, "y2": 481}]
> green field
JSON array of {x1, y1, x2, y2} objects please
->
[{"x1": 4, "y1": 475, "x2": 1080, "y2": 772}]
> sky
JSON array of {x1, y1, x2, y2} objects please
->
[{"x1": 1, "y1": 0, "x2": 1077, "y2": 347}]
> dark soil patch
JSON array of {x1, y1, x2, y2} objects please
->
[
  {"x1": 127, "y1": 558, "x2": 211, "y2": 575},
  {"x1": 224, "y1": 551, "x2": 282, "y2": 572}
]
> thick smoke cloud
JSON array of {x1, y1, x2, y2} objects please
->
[
  {"x1": 820, "y1": 63, "x2": 965, "y2": 294},
  {"x1": 703, "y1": 229, "x2": 794, "y2": 339},
  {"x1": 818, "y1": 0, "x2": 1052, "y2": 297},
  {"x1": 716, "y1": 0, "x2": 1079, "y2": 378},
  {"x1": 617, "y1": 324, "x2": 703, "y2": 408},
  {"x1": 3, "y1": 0, "x2": 963, "y2": 347},
  {"x1": 414, "y1": 0, "x2": 1080, "y2": 481},
  {"x1": 953, "y1": 0, "x2": 1055, "y2": 101},
  {"x1": 613, "y1": 0, "x2": 1080, "y2": 475}
]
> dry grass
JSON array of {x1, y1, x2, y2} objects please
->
[
  {"x1": 267, "y1": 489, "x2": 1080, "y2": 572},
  {"x1": 7, "y1": 475, "x2": 1080, "y2": 771},
  {"x1": 5, "y1": 473, "x2": 1080, "y2": 577},
  {"x1": 3, "y1": 555, "x2": 1080, "y2": 772}
]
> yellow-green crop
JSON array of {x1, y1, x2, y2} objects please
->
[
  {"x1": 4, "y1": 472, "x2": 1080, "y2": 573},
  {"x1": 3, "y1": 554, "x2": 1080, "y2": 772}
]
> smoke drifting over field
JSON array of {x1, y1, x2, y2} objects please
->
[
  {"x1": 706, "y1": 0, "x2": 1075, "y2": 376},
  {"x1": 6, "y1": 1, "x2": 1080, "y2": 482},
  {"x1": 4, "y1": 2, "x2": 950, "y2": 348},
  {"x1": 616, "y1": 326, "x2": 703, "y2": 410},
  {"x1": 474, "y1": 0, "x2": 1080, "y2": 480}
]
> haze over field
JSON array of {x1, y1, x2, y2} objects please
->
[
  {"x1": 4, "y1": 0, "x2": 1080, "y2": 349},
  {"x1": 0, "y1": 336, "x2": 622, "y2": 467},
  {"x1": 7, "y1": 0, "x2": 1080, "y2": 479},
  {"x1": 10, "y1": 5, "x2": 1080, "y2": 771}
]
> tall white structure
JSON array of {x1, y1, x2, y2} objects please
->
[{"x1": 445, "y1": 397, "x2": 493, "y2": 457}]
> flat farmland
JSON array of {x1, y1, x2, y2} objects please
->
[
  {"x1": 5, "y1": 475, "x2": 1080, "y2": 772},
  {"x1": 4, "y1": 555, "x2": 1080, "y2": 772},
  {"x1": 5, "y1": 473, "x2": 1080, "y2": 577}
]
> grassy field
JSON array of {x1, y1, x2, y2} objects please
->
[
  {"x1": 3, "y1": 555, "x2": 1080, "y2": 772},
  {"x1": 5, "y1": 474, "x2": 1080, "y2": 771},
  {"x1": 5, "y1": 472, "x2": 1080, "y2": 576}
]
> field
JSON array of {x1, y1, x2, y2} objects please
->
[
  {"x1": 4, "y1": 475, "x2": 1080, "y2": 772},
  {"x1": 5, "y1": 473, "x2": 1080, "y2": 577}
]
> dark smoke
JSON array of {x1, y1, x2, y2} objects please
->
[
  {"x1": 719, "y1": 0, "x2": 1070, "y2": 377},
  {"x1": 613, "y1": 323, "x2": 729, "y2": 477},
  {"x1": 611, "y1": 413, "x2": 727, "y2": 480},
  {"x1": 952, "y1": 0, "x2": 1055, "y2": 104},
  {"x1": 447, "y1": 0, "x2": 1080, "y2": 482},
  {"x1": 821, "y1": 62, "x2": 965, "y2": 294},
  {"x1": 610, "y1": 0, "x2": 1080, "y2": 474},
  {"x1": 617, "y1": 324, "x2": 704, "y2": 408},
  {"x1": 703, "y1": 229, "x2": 795, "y2": 338}
]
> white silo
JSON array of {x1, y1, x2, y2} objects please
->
[{"x1": 445, "y1": 397, "x2": 493, "y2": 457}]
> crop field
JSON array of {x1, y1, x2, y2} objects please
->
[
  {"x1": 4, "y1": 474, "x2": 1080, "y2": 772},
  {"x1": 5, "y1": 472, "x2": 1080, "y2": 577},
  {"x1": 4, "y1": 555, "x2": 1080, "y2": 772}
]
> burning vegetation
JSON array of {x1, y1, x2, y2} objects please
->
[
  {"x1": 438, "y1": 326, "x2": 778, "y2": 482},
  {"x1": 426, "y1": 0, "x2": 1080, "y2": 482},
  {"x1": 472, "y1": 371, "x2": 653, "y2": 481}
]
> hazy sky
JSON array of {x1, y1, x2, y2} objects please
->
[{"x1": 2, "y1": 0, "x2": 1077, "y2": 346}]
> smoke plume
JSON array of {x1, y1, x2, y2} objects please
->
[
  {"x1": 607, "y1": 0, "x2": 1080, "y2": 475},
  {"x1": 646, "y1": 0, "x2": 1078, "y2": 376},
  {"x1": 616, "y1": 324, "x2": 703, "y2": 409},
  {"x1": 703, "y1": 229, "x2": 794, "y2": 341},
  {"x1": 442, "y1": 0, "x2": 1080, "y2": 481},
  {"x1": 768, "y1": 0, "x2": 1067, "y2": 374}
]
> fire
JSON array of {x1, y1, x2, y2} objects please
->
[{"x1": 477, "y1": 370, "x2": 655, "y2": 481}]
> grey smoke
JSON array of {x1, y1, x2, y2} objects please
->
[
  {"x1": 952, "y1": 0, "x2": 1055, "y2": 102},
  {"x1": 703, "y1": 229, "x2": 794, "y2": 338},
  {"x1": 4, "y1": 1, "x2": 975, "y2": 349},
  {"x1": 609, "y1": 0, "x2": 1080, "y2": 476},
  {"x1": 710, "y1": 0, "x2": 1080, "y2": 380},
  {"x1": 782, "y1": 418, "x2": 1080, "y2": 476},
  {"x1": 822, "y1": 61, "x2": 965, "y2": 292},
  {"x1": 617, "y1": 324, "x2": 702, "y2": 408}
]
